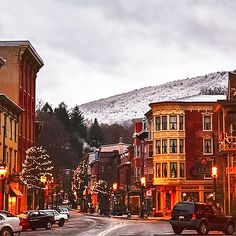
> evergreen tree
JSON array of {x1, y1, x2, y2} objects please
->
[
  {"x1": 54, "y1": 102, "x2": 70, "y2": 129},
  {"x1": 70, "y1": 105, "x2": 87, "y2": 139},
  {"x1": 20, "y1": 146, "x2": 54, "y2": 189},
  {"x1": 88, "y1": 118, "x2": 104, "y2": 148},
  {"x1": 41, "y1": 102, "x2": 53, "y2": 115}
]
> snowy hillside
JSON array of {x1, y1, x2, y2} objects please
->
[{"x1": 79, "y1": 71, "x2": 229, "y2": 125}]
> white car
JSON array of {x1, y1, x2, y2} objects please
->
[
  {"x1": 0, "y1": 210, "x2": 22, "y2": 236},
  {"x1": 39, "y1": 209, "x2": 68, "y2": 227}
]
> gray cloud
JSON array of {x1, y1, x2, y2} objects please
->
[{"x1": 0, "y1": 0, "x2": 236, "y2": 107}]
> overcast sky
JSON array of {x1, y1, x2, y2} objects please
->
[{"x1": 1, "y1": 0, "x2": 236, "y2": 108}]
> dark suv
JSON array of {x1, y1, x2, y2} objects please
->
[{"x1": 170, "y1": 201, "x2": 234, "y2": 235}]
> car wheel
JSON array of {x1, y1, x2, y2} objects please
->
[
  {"x1": 1, "y1": 228, "x2": 13, "y2": 236},
  {"x1": 224, "y1": 223, "x2": 234, "y2": 235},
  {"x1": 197, "y1": 222, "x2": 208, "y2": 235},
  {"x1": 58, "y1": 219, "x2": 65, "y2": 227},
  {"x1": 46, "y1": 221, "x2": 52, "y2": 230},
  {"x1": 172, "y1": 226, "x2": 183, "y2": 235}
]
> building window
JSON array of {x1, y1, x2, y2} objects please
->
[
  {"x1": 169, "y1": 116, "x2": 177, "y2": 130},
  {"x1": 203, "y1": 116, "x2": 212, "y2": 131},
  {"x1": 155, "y1": 116, "x2": 161, "y2": 131},
  {"x1": 101, "y1": 165, "x2": 105, "y2": 173},
  {"x1": 179, "y1": 115, "x2": 184, "y2": 130},
  {"x1": 162, "y1": 139, "x2": 167, "y2": 154},
  {"x1": 170, "y1": 162, "x2": 177, "y2": 178},
  {"x1": 179, "y1": 139, "x2": 184, "y2": 153},
  {"x1": 4, "y1": 115, "x2": 7, "y2": 137},
  {"x1": 203, "y1": 139, "x2": 212, "y2": 154},
  {"x1": 156, "y1": 140, "x2": 161, "y2": 154},
  {"x1": 180, "y1": 163, "x2": 185, "y2": 177},
  {"x1": 107, "y1": 165, "x2": 112, "y2": 172},
  {"x1": 156, "y1": 163, "x2": 161, "y2": 178},
  {"x1": 148, "y1": 121, "x2": 152, "y2": 140},
  {"x1": 14, "y1": 121, "x2": 17, "y2": 142},
  {"x1": 10, "y1": 119, "x2": 13, "y2": 140},
  {"x1": 162, "y1": 163, "x2": 167, "y2": 177},
  {"x1": 162, "y1": 116, "x2": 167, "y2": 130},
  {"x1": 136, "y1": 167, "x2": 141, "y2": 179},
  {"x1": 170, "y1": 139, "x2": 177, "y2": 153},
  {"x1": 148, "y1": 145, "x2": 153, "y2": 157}
]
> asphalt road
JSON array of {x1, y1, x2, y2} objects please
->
[{"x1": 20, "y1": 212, "x2": 229, "y2": 236}]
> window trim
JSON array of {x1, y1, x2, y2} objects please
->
[
  {"x1": 203, "y1": 115, "x2": 212, "y2": 131},
  {"x1": 203, "y1": 138, "x2": 213, "y2": 155}
]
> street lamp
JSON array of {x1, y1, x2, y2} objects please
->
[
  {"x1": 0, "y1": 164, "x2": 8, "y2": 210},
  {"x1": 40, "y1": 175, "x2": 47, "y2": 209},
  {"x1": 140, "y1": 176, "x2": 146, "y2": 219},
  {"x1": 211, "y1": 165, "x2": 218, "y2": 204},
  {"x1": 126, "y1": 161, "x2": 131, "y2": 218}
]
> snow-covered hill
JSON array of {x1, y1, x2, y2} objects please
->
[{"x1": 79, "y1": 71, "x2": 230, "y2": 125}]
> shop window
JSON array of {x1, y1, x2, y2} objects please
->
[
  {"x1": 170, "y1": 162, "x2": 177, "y2": 178},
  {"x1": 156, "y1": 163, "x2": 161, "y2": 178},
  {"x1": 170, "y1": 139, "x2": 177, "y2": 153},
  {"x1": 203, "y1": 139, "x2": 213, "y2": 154},
  {"x1": 179, "y1": 115, "x2": 184, "y2": 130},
  {"x1": 180, "y1": 163, "x2": 185, "y2": 177},
  {"x1": 203, "y1": 116, "x2": 212, "y2": 131},
  {"x1": 162, "y1": 116, "x2": 167, "y2": 130},
  {"x1": 155, "y1": 116, "x2": 161, "y2": 131},
  {"x1": 169, "y1": 116, "x2": 177, "y2": 130},
  {"x1": 162, "y1": 139, "x2": 167, "y2": 154},
  {"x1": 162, "y1": 163, "x2": 167, "y2": 177},
  {"x1": 179, "y1": 139, "x2": 184, "y2": 153},
  {"x1": 156, "y1": 140, "x2": 161, "y2": 154}
]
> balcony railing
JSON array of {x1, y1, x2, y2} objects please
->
[{"x1": 219, "y1": 135, "x2": 236, "y2": 153}]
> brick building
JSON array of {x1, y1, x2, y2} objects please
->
[
  {"x1": 146, "y1": 97, "x2": 225, "y2": 215},
  {"x1": 0, "y1": 41, "x2": 43, "y2": 212}
]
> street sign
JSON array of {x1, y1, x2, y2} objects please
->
[{"x1": 226, "y1": 167, "x2": 236, "y2": 175}]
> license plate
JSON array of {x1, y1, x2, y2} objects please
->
[{"x1": 179, "y1": 216, "x2": 184, "y2": 220}]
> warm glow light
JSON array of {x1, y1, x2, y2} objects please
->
[
  {"x1": 211, "y1": 166, "x2": 218, "y2": 178},
  {"x1": 113, "y1": 183, "x2": 118, "y2": 191},
  {"x1": 40, "y1": 175, "x2": 47, "y2": 183},
  {"x1": 0, "y1": 165, "x2": 8, "y2": 179},
  {"x1": 140, "y1": 177, "x2": 146, "y2": 186}
]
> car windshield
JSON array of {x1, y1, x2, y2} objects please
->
[
  {"x1": 173, "y1": 202, "x2": 194, "y2": 213},
  {"x1": 0, "y1": 211, "x2": 16, "y2": 217}
]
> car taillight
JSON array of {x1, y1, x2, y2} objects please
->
[
  {"x1": 192, "y1": 213, "x2": 197, "y2": 220},
  {"x1": 20, "y1": 218, "x2": 28, "y2": 226}
]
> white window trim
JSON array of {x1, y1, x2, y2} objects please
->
[
  {"x1": 203, "y1": 138, "x2": 213, "y2": 155},
  {"x1": 202, "y1": 114, "x2": 213, "y2": 131}
]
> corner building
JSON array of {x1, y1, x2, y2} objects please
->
[
  {"x1": 147, "y1": 99, "x2": 220, "y2": 215},
  {"x1": 0, "y1": 41, "x2": 43, "y2": 212}
]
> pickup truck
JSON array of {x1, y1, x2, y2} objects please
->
[{"x1": 170, "y1": 201, "x2": 234, "y2": 235}]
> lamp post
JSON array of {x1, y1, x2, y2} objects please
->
[
  {"x1": 112, "y1": 182, "x2": 117, "y2": 214},
  {"x1": 0, "y1": 164, "x2": 8, "y2": 210},
  {"x1": 126, "y1": 161, "x2": 131, "y2": 217},
  {"x1": 140, "y1": 176, "x2": 146, "y2": 219},
  {"x1": 211, "y1": 165, "x2": 218, "y2": 205},
  {"x1": 40, "y1": 175, "x2": 47, "y2": 209}
]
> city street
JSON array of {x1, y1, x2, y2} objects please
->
[{"x1": 20, "y1": 211, "x2": 229, "y2": 236}]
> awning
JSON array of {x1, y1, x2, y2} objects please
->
[{"x1": 10, "y1": 186, "x2": 24, "y2": 197}]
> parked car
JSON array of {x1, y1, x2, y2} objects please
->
[
  {"x1": 18, "y1": 211, "x2": 54, "y2": 231},
  {"x1": 54, "y1": 207, "x2": 70, "y2": 219},
  {"x1": 0, "y1": 210, "x2": 22, "y2": 236},
  {"x1": 39, "y1": 209, "x2": 68, "y2": 227},
  {"x1": 170, "y1": 201, "x2": 234, "y2": 235}
]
